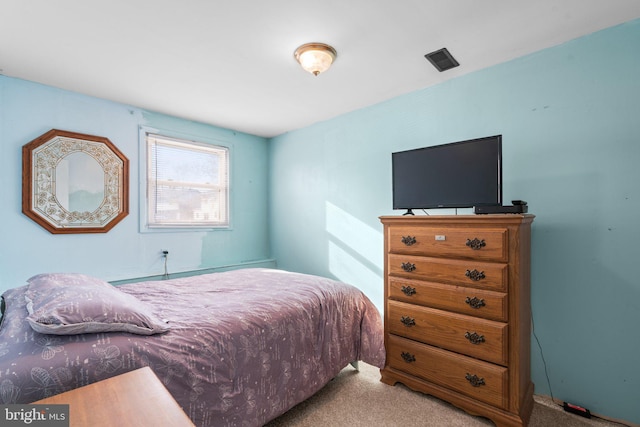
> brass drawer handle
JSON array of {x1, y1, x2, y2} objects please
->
[
  {"x1": 401, "y1": 352, "x2": 416, "y2": 363},
  {"x1": 465, "y1": 373, "x2": 486, "y2": 387},
  {"x1": 401, "y1": 285, "x2": 416, "y2": 296},
  {"x1": 465, "y1": 296, "x2": 486, "y2": 309},
  {"x1": 464, "y1": 331, "x2": 486, "y2": 345},
  {"x1": 400, "y1": 316, "x2": 416, "y2": 327},
  {"x1": 401, "y1": 262, "x2": 416, "y2": 272},
  {"x1": 466, "y1": 238, "x2": 486, "y2": 250},
  {"x1": 401, "y1": 236, "x2": 417, "y2": 246},
  {"x1": 465, "y1": 269, "x2": 485, "y2": 281}
]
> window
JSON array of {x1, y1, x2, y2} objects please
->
[{"x1": 146, "y1": 133, "x2": 229, "y2": 228}]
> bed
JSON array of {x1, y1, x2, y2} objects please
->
[{"x1": 0, "y1": 268, "x2": 385, "y2": 426}]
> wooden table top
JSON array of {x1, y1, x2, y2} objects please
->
[{"x1": 34, "y1": 367, "x2": 194, "y2": 427}]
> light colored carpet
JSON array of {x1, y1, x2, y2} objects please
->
[{"x1": 265, "y1": 363, "x2": 623, "y2": 427}]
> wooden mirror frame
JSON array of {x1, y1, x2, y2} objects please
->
[{"x1": 22, "y1": 129, "x2": 129, "y2": 234}]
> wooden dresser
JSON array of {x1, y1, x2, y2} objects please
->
[{"x1": 380, "y1": 215, "x2": 534, "y2": 427}]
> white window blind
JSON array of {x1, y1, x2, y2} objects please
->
[{"x1": 146, "y1": 133, "x2": 229, "y2": 228}]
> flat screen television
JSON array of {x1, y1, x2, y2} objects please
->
[{"x1": 392, "y1": 135, "x2": 502, "y2": 213}]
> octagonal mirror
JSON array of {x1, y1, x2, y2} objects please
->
[{"x1": 22, "y1": 129, "x2": 129, "y2": 234}]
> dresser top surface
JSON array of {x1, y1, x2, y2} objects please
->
[{"x1": 380, "y1": 214, "x2": 534, "y2": 225}]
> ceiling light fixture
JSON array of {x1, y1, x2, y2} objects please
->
[{"x1": 294, "y1": 43, "x2": 337, "y2": 76}]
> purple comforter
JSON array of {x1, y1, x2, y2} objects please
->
[{"x1": 0, "y1": 268, "x2": 385, "y2": 426}]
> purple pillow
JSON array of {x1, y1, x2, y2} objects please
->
[{"x1": 24, "y1": 273, "x2": 169, "y2": 336}]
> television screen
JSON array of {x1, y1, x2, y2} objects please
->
[{"x1": 392, "y1": 135, "x2": 502, "y2": 211}]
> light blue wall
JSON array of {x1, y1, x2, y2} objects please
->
[
  {"x1": 269, "y1": 20, "x2": 640, "y2": 424},
  {"x1": 0, "y1": 76, "x2": 272, "y2": 290}
]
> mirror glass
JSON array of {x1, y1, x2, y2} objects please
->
[
  {"x1": 23, "y1": 129, "x2": 129, "y2": 234},
  {"x1": 56, "y1": 152, "x2": 105, "y2": 212}
]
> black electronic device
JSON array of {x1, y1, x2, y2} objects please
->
[
  {"x1": 563, "y1": 402, "x2": 591, "y2": 419},
  {"x1": 474, "y1": 204, "x2": 528, "y2": 214},
  {"x1": 392, "y1": 135, "x2": 502, "y2": 214}
]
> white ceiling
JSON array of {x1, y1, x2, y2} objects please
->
[{"x1": 2, "y1": 1, "x2": 640, "y2": 138}]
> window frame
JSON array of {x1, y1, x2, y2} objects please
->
[{"x1": 139, "y1": 127, "x2": 231, "y2": 232}]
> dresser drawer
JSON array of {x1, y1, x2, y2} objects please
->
[
  {"x1": 387, "y1": 335, "x2": 508, "y2": 409},
  {"x1": 389, "y1": 277, "x2": 508, "y2": 322},
  {"x1": 388, "y1": 254, "x2": 508, "y2": 292},
  {"x1": 387, "y1": 300, "x2": 508, "y2": 365},
  {"x1": 388, "y1": 226, "x2": 508, "y2": 262}
]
